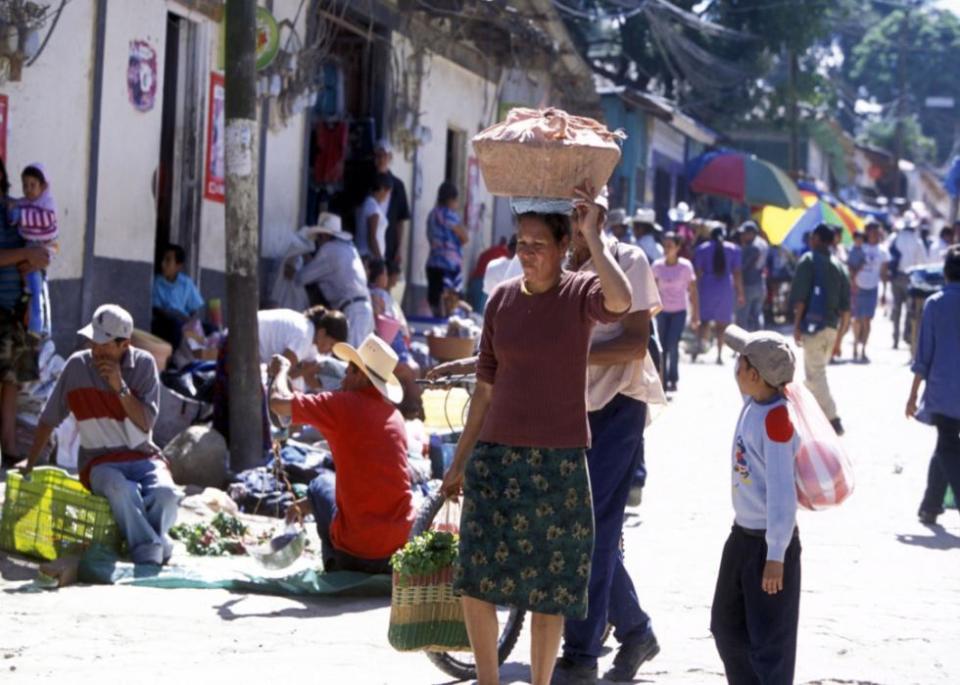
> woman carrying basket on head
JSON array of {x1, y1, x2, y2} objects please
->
[{"x1": 440, "y1": 183, "x2": 632, "y2": 685}]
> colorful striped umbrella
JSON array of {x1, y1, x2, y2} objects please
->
[
  {"x1": 756, "y1": 199, "x2": 854, "y2": 249},
  {"x1": 688, "y1": 150, "x2": 804, "y2": 209}
]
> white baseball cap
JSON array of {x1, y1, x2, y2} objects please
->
[{"x1": 79, "y1": 304, "x2": 134, "y2": 344}]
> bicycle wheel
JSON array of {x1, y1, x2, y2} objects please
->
[{"x1": 411, "y1": 491, "x2": 525, "y2": 681}]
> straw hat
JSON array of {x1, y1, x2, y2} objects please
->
[
  {"x1": 332, "y1": 334, "x2": 404, "y2": 403},
  {"x1": 299, "y1": 213, "x2": 350, "y2": 241},
  {"x1": 632, "y1": 207, "x2": 656, "y2": 225},
  {"x1": 668, "y1": 201, "x2": 695, "y2": 223}
]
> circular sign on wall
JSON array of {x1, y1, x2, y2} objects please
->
[{"x1": 255, "y1": 7, "x2": 280, "y2": 71}]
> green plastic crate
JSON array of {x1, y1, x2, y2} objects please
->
[{"x1": 0, "y1": 467, "x2": 121, "y2": 561}]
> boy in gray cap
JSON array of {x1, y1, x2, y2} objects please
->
[{"x1": 709, "y1": 324, "x2": 801, "y2": 685}]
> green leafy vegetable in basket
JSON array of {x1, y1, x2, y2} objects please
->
[{"x1": 390, "y1": 530, "x2": 459, "y2": 578}]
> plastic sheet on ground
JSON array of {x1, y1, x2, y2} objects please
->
[{"x1": 69, "y1": 545, "x2": 391, "y2": 597}]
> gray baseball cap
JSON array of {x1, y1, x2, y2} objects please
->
[{"x1": 724, "y1": 325, "x2": 796, "y2": 388}]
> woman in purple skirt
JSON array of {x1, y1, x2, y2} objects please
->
[{"x1": 693, "y1": 226, "x2": 744, "y2": 364}]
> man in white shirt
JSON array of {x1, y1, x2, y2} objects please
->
[
  {"x1": 849, "y1": 223, "x2": 890, "y2": 362},
  {"x1": 631, "y1": 208, "x2": 665, "y2": 264},
  {"x1": 889, "y1": 220, "x2": 929, "y2": 349},
  {"x1": 555, "y1": 197, "x2": 666, "y2": 684},
  {"x1": 294, "y1": 217, "x2": 374, "y2": 347},
  {"x1": 481, "y1": 234, "x2": 520, "y2": 301}
]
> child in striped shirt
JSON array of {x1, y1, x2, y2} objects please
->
[{"x1": 17, "y1": 163, "x2": 58, "y2": 336}]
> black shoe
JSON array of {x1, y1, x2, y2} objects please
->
[
  {"x1": 918, "y1": 509, "x2": 939, "y2": 526},
  {"x1": 551, "y1": 657, "x2": 597, "y2": 684},
  {"x1": 830, "y1": 417, "x2": 845, "y2": 436},
  {"x1": 603, "y1": 632, "x2": 660, "y2": 682}
]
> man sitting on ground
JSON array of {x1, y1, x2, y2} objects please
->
[
  {"x1": 269, "y1": 334, "x2": 414, "y2": 573},
  {"x1": 20, "y1": 305, "x2": 181, "y2": 565}
]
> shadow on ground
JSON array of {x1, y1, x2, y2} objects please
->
[{"x1": 895, "y1": 526, "x2": 960, "y2": 550}]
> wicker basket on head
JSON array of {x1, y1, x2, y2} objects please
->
[{"x1": 472, "y1": 107, "x2": 624, "y2": 199}]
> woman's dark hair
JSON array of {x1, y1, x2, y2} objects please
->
[
  {"x1": 517, "y1": 211, "x2": 571, "y2": 244},
  {"x1": 372, "y1": 173, "x2": 393, "y2": 193},
  {"x1": 367, "y1": 258, "x2": 386, "y2": 285},
  {"x1": 437, "y1": 181, "x2": 459, "y2": 207},
  {"x1": 662, "y1": 231, "x2": 679, "y2": 245},
  {"x1": 22, "y1": 165, "x2": 46, "y2": 185},
  {"x1": 304, "y1": 305, "x2": 349, "y2": 343},
  {"x1": 710, "y1": 225, "x2": 727, "y2": 275},
  {"x1": 944, "y1": 244, "x2": 960, "y2": 282},
  {"x1": 0, "y1": 157, "x2": 9, "y2": 196}
]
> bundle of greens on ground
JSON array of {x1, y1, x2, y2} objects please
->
[{"x1": 169, "y1": 513, "x2": 261, "y2": 557}]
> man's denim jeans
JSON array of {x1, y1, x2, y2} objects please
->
[
  {"x1": 736, "y1": 283, "x2": 765, "y2": 332},
  {"x1": 89, "y1": 459, "x2": 181, "y2": 565}
]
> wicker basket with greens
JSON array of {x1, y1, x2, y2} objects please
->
[{"x1": 387, "y1": 530, "x2": 470, "y2": 652}]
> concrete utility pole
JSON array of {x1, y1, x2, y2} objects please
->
[{"x1": 224, "y1": 0, "x2": 263, "y2": 471}]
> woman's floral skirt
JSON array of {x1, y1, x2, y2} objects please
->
[{"x1": 453, "y1": 442, "x2": 594, "y2": 619}]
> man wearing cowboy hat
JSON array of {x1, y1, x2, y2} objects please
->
[
  {"x1": 293, "y1": 212, "x2": 374, "y2": 347},
  {"x1": 269, "y1": 334, "x2": 414, "y2": 573},
  {"x1": 631, "y1": 208, "x2": 664, "y2": 265},
  {"x1": 668, "y1": 201, "x2": 695, "y2": 226}
]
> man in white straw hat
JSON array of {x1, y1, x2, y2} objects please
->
[
  {"x1": 631, "y1": 207, "x2": 664, "y2": 264},
  {"x1": 668, "y1": 201, "x2": 695, "y2": 225},
  {"x1": 292, "y1": 212, "x2": 374, "y2": 347},
  {"x1": 20, "y1": 304, "x2": 182, "y2": 566},
  {"x1": 269, "y1": 334, "x2": 413, "y2": 573}
]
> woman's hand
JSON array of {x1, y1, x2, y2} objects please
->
[
  {"x1": 572, "y1": 182, "x2": 601, "y2": 244},
  {"x1": 425, "y1": 356, "x2": 477, "y2": 381},
  {"x1": 440, "y1": 462, "x2": 465, "y2": 501}
]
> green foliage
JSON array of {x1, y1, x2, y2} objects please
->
[
  {"x1": 168, "y1": 513, "x2": 250, "y2": 557},
  {"x1": 390, "y1": 530, "x2": 459, "y2": 578},
  {"x1": 848, "y1": 7, "x2": 960, "y2": 162},
  {"x1": 860, "y1": 115, "x2": 937, "y2": 163}
]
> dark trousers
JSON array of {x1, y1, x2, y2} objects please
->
[
  {"x1": 657, "y1": 310, "x2": 687, "y2": 385},
  {"x1": 631, "y1": 321, "x2": 661, "y2": 488},
  {"x1": 920, "y1": 414, "x2": 960, "y2": 516},
  {"x1": 711, "y1": 525, "x2": 801, "y2": 685},
  {"x1": 307, "y1": 470, "x2": 392, "y2": 574},
  {"x1": 564, "y1": 394, "x2": 652, "y2": 667},
  {"x1": 151, "y1": 308, "x2": 184, "y2": 355}
]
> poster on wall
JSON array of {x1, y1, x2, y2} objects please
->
[
  {"x1": 204, "y1": 72, "x2": 226, "y2": 202},
  {"x1": 127, "y1": 40, "x2": 158, "y2": 112},
  {"x1": 0, "y1": 95, "x2": 8, "y2": 162}
]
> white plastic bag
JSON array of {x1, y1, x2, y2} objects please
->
[{"x1": 784, "y1": 382, "x2": 854, "y2": 510}]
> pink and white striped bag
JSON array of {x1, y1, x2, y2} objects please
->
[{"x1": 783, "y1": 382, "x2": 855, "y2": 510}]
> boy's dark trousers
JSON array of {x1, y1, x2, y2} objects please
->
[{"x1": 711, "y1": 524, "x2": 801, "y2": 685}]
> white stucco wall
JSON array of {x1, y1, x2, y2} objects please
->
[
  {"x1": 201, "y1": 0, "x2": 308, "y2": 270},
  {"x1": 2, "y1": 0, "x2": 96, "y2": 280},
  {"x1": 399, "y1": 46, "x2": 498, "y2": 290},
  {"x1": 94, "y1": 2, "x2": 169, "y2": 264}
]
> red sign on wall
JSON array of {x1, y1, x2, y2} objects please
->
[
  {"x1": 0, "y1": 95, "x2": 8, "y2": 162},
  {"x1": 204, "y1": 72, "x2": 225, "y2": 202}
]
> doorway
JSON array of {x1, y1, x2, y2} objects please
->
[{"x1": 155, "y1": 12, "x2": 205, "y2": 279}]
